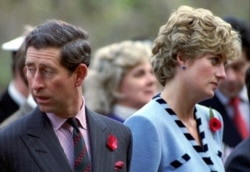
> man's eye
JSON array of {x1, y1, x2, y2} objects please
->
[
  {"x1": 42, "y1": 69, "x2": 53, "y2": 75},
  {"x1": 44, "y1": 70, "x2": 51, "y2": 74},
  {"x1": 27, "y1": 67, "x2": 36, "y2": 74},
  {"x1": 232, "y1": 64, "x2": 242, "y2": 71}
]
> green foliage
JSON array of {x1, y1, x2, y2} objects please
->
[{"x1": 0, "y1": 0, "x2": 249, "y2": 92}]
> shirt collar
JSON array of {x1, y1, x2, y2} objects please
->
[
  {"x1": 112, "y1": 104, "x2": 137, "y2": 121},
  {"x1": 216, "y1": 86, "x2": 249, "y2": 105},
  {"x1": 46, "y1": 96, "x2": 87, "y2": 131},
  {"x1": 8, "y1": 81, "x2": 26, "y2": 106}
]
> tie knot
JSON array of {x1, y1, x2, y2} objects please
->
[
  {"x1": 230, "y1": 97, "x2": 240, "y2": 107},
  {"x1": 67, "y1": 118, "x2": 80, "y2": 132}
]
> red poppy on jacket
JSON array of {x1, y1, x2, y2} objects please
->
[
  {"x1": 107, "y1": 134, "x2": 118, "y2": 151},
  {"x1": 209, "y1": 107, "x2": 222, "y2": 132},
  {"x1": 209, "y1": 117, "x2": 222, "y2": 132},
  {"x1": 115, "y1": 161, "x2": 124, "y2": 170}
]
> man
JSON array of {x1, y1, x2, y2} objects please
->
[
  {"x1": 224, "y1": 66, "x2": 250, "y2": 172},
  {"x1": 0, "y1": 20, "x2": 132, "y2": 172},
  {"x1": 0, "y1": 28, "x2": 31, "y2": 122},
  {"x1": 199, "y1": 16, "x2": 250, "y2": 160}
]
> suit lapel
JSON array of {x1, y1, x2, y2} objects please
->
[
  {"x1": 86, "y1": 108, "x2": 114, "y2": 171},
  {"x1": 211, "y1": 96, "x2": 242, "y2": 147},
  {"x1": 21, "y1": 108, "x2": 72, "y2": 172}
]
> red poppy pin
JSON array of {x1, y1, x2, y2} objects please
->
[
  {"x1": 209, "y1": 107, "x2": 222, "y2": 132},
  {"x1": 115, "y1": 161, "x2": 124, "y2": 170},
  {"x1": 107, "y1": 134, "x2": 118, "y2": 151}
]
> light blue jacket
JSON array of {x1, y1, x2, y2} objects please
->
[{"x1": 124, "y1": 96, "x2": 224, "y2": 172}]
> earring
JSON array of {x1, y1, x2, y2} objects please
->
[{"x1": 181, "y1": 65, "x2": 187, "y2": 70}]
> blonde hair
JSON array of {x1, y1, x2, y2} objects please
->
[
  {"x1": 152, "y1": 5, "x2": 242, "y2": 86},
  {"x1": 84, "y1": 40, "x2": 152, "y2": 115}
]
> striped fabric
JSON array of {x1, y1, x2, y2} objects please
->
[
  {"x1": 67, "y1": 118, "x2": 91, "y2": 172},
  {"x1": 0, "y1": 107, "x2": 132, "y2": 172},
  {"x1": 155, "y1": 95, "x2": 218, "y2": 172}
]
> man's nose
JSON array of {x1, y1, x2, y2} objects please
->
[
  {"x1": 30, "y1": 72, "x2": 44, "y2": 90},
  {"x1": 225, "y1": 68, "x2": 237, "y2": 81}
]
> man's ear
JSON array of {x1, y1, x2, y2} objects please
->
[{"x1": 75, "y1": 63, "x2": 88, "y2": 87}]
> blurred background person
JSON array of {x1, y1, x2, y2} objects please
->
[
  {"x1": 0, "y1": 26, "x2": 33, "y2": 123},
  {"x1": 199, "y1": 16, "x2": 250, "y2": 161},
  {"x1": 0, "y1": 40, "x2": 36, "y2": 130},
  {"x1": 125, "y1": 5, "x2": 241, "y2": 172},
  {"x1": 84, "y1": 40, "x2": 158, "y2": 122},
  {"x1": 224, "y1": 66, "x2": 250, "y2": 172}
]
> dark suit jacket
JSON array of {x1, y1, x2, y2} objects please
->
[
  {"x1": 0, "y1": 107, "x2": 132, "y2": 172},
  {"x1": 0, "y1": 88, "x2": 19, "y2": 123},
  {"x1": 199, "y1": 95, "x2": 242, "y2": 147},
  {"x1": 224, "y1": 138, "x2": 250, "y2": 172}
]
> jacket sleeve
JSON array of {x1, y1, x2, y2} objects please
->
[{"x1": 125, "y1": 115, "x2": 161, "y2": 172}]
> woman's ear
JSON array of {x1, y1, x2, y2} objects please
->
[
  {"x1": 75, "y1": 63, "x2": 88, "y2": 87},
  {"x1": 176, "y1": 53, "x2": 186, "y2": 66},
  {"x1": 176, "y1": 53, "x2": 187, "y2": 70}
]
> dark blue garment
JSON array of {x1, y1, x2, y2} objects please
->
[{"x1": 108, "y1": 114, "x2": 124, "y2": 123}]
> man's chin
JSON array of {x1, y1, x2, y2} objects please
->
[
  {"x1": 38, "y1": 106, "x2": 51, "y2": 113},
  {"x1": 219, "y1": 87, "x2": 242, "y2": 98}
]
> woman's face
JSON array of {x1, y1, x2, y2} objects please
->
[
  {"x1": 117, "y1": 62, "x2": 158, "y2": 109},
  {"x1": 183, "y1": 54, "x2": 226, "y2": 101}
]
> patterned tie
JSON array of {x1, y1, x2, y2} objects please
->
[
  {"x1": 230, "y1": 97, "x2": 249, "y2": 139},
  {"x1": 67, "y1": 118, "x2": 91, "y2": 172}
]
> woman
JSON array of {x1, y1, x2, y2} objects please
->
[
  {"x1": 84, "y1": 40, "x2": 158, "y2": 122},
  {"x1": 124, "y1": 6, "x2": 241, "y2": 172}
]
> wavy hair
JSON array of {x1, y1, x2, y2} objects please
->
[
  {"x1": 152, "y1": 5, "x2": 241, "y2": 86},
  {"x1": 84, "y1": 40, "x2": 152, "y2": 115},
  {"x1": 24, "y1": 20, "x2": 91, "y2": 73}
]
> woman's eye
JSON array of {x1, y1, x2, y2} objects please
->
[
  {"x1": 211, "y1": 57, "x2": 220, "y2": 65},
  {"x1": 134, "y1": 71, "x2": 145, "y2": 77}
]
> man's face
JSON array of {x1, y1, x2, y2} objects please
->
[
  {"x1": 218, "y1": 51, "x2": 250, "y2": 98},
  {"x1": 25, "y1": 47, "x2": 79, "y2": 117}
]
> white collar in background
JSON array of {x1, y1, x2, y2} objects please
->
[
  {"x1": 112, "y1": 104, "x2": 137, "y2": 121},
  {"x1": 27, "y1": 94, "x2": 37, "y2": 108},
  {"x1": 8, "y1": 81, "x2": 26, "y2": 106}
]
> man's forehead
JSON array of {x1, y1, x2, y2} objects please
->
[
  {"x1": 26, "y1": 47, "x2": 60, "y2": 56},
  {"x1": 226, "y1": 57, "x2": 249, "y2": 68},
  {"x1": 25, "y1": 47, "x2": 61, "y2": 67}
]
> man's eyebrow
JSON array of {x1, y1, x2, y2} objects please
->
[
  {"x1": 25, "y1": 61, "x2": 34, "y2": 66},
  {"x1": 40, "y1": 63, "x2": 54, "y2": 68},
  {"x1": 25, "y1": 62, "x2": 54, "y2": 69}
]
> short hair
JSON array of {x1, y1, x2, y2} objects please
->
[
  {"x1": 151, "y1": 5, "x2": 242, "y2": 86},
  {"x1": 14, "y1": 26, "x2": 34, "y2": 86},
  {"x1": 24, "y1": 19, "x2": 91, "y2": 73},
  {"x1": 8, "y1": 25, "x2": 33, "y2": 76},
  {"x1": 84, "y1": 40, "x2": 152, "y2": 115},
  {"x1": 223, "y1": 16, "x2": 250, "y2": 61},
  {"x1": 246, "y1": 67, "x2": 250, "y2": 99},
  {"x1": 16, "y1": 43, "x2": 28, "y2": 86}
]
